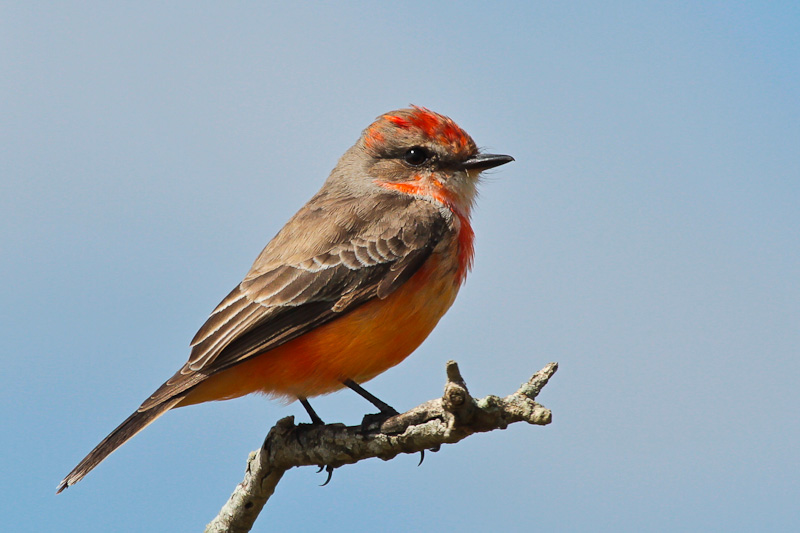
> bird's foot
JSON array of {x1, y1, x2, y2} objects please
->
[
  {"x1": 316, "y1": 464, "x2": 335, "y2": 486},
  {"x1": 359, "y1": 407, "x2": 399, "y2": 432}
]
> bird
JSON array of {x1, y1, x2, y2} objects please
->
[{"x1": 57, "y1": 106, "x2": 513, "y2": 493}]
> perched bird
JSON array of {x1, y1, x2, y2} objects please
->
[{"x1": 58, "y1": 106, "x2": 513, "y2": 492}]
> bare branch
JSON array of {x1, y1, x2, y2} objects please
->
[{"x1": 205, "y1": 361, "x2": 557, "y2": 533}]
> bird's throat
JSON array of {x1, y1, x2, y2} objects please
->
[{"x1": 375, "y1": 179, "x2": 474, "y2": 284}]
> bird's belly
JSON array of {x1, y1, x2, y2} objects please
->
[{"x1": 179, "y1": 256, "x2": 460, "y2": 405}]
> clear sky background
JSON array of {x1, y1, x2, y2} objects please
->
[{"x1": 3, "y1": 2, "x2": 799, "y2": 532}]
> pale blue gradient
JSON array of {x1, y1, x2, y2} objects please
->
[{"x1": 2, "y1": 2, "x2": 799, "y2": 531}]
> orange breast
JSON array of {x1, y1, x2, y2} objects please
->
[{"x1": 179, "y1": 253, "x2": 460, "y2": 406}]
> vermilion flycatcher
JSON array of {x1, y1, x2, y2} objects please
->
[{"x1": 58, "y1": 106, "x2": 513, "y2": 492}]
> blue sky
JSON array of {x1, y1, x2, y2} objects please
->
[{"x1": 3, "y1": 2, "x2": 799, "y2": 531}]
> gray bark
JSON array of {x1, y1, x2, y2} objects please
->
[{"x1": 205, "y1": 361, "x2": 558, "y2": 533}]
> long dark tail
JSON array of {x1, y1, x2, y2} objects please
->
[{"x1": 57, "y1": 396, "x2": 182, "y2": 493}]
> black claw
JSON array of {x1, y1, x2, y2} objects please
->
[
  {"x1": 418, "y1": 450, "x2": 425, "y2": 466},
  {"x1": 316, "y1": 465, "x2": 324, "y2": 474},
  {"x1": 320, "y1": 465, "x2": 334, "y2": 487}
]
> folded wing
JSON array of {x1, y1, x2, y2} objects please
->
[{"x1": 139, "y1": 194, "x2": 448, "y2": 411}]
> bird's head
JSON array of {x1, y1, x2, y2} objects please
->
[{"x1": 331, "y1": 106, "x2": 513, "y2": 218}]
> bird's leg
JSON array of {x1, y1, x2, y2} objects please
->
[
  {"x1": 343, "y1": 379, "x2": 401, "y2": 433},
  {"x1": 342, "y1": 379, "x2": 427, "y2": 466},
  {"x1": 342, "y1": 379, "x2": 398, "y2": 416},
  {"x1": 298, "y1": 397, "x2": 325, "y2": 425},
  {"x1": 297, "y1": 397, "x2": 335, "y2": 483}
]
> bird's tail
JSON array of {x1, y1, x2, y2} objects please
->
[{"x1": 57, "y1": 396, "x2": 182, "y2": 493}]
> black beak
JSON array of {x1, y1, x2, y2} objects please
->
[{"x1": 462, "y1": 153, "x2": 515, "y2": 171}]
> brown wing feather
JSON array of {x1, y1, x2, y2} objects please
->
[{"x1": 138, "y1": 193, "x2": 449, "y2": 411}]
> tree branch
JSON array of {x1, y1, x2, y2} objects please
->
[{"x1": 205, "y1": 361, "x2": 558, "y2": 533}]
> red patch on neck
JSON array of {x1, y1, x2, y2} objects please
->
[
  {"x1": 376, "y1": 180, "x2": 474, "y2": 284},
  {"x1": 453, "y1": 211, "x2": 475, "y2": 284}
]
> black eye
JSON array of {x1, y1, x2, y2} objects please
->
[{"x1": 403, "y1": 147, "x2": 429, "y2": 166}]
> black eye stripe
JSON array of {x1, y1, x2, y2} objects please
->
[{"x1": 403, "y1": 147, "x2": 429, "y2": 166}]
